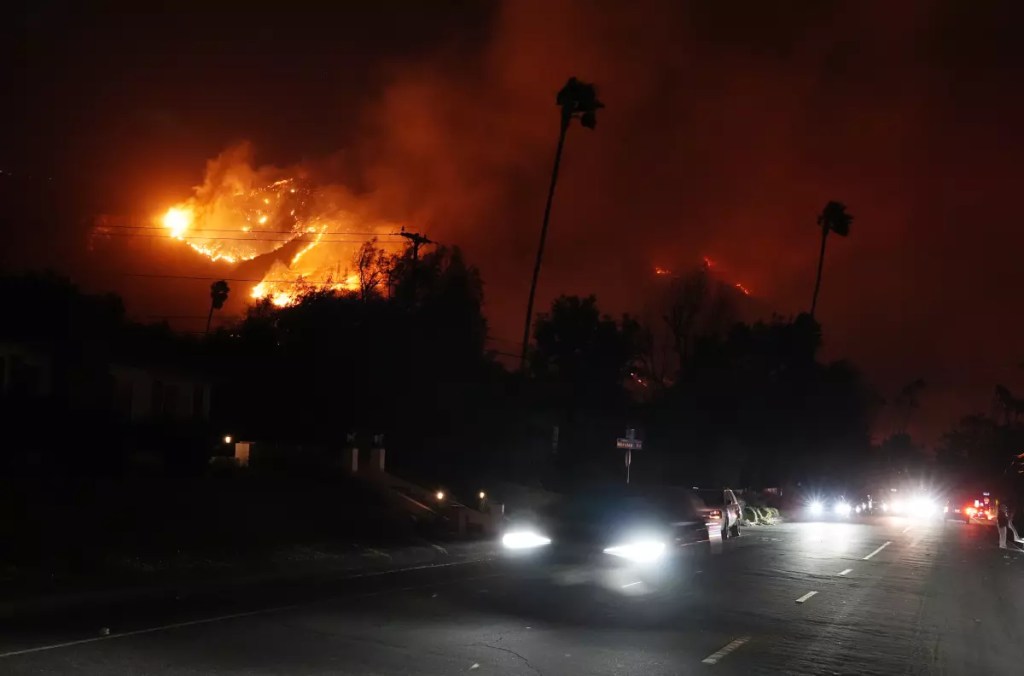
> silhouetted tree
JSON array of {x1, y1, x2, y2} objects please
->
[
  {"x1": 520, "y1": 77, "x2": 604, "y2": 369},
  {"x1": 207, "y1": 280, "x2": 230, "y2": 333},
  {"x1": 354, "y1": 238, "x2": 392, "y2": 301},
  {"x1": 877, "y1": 432, "x2": 927, "y2": 476},
  {"x1": 810, "y1": 201, "x2": 852, "y2": 317},
  {"x1": 993, "y1": 384, "x2": 1024, "y2": 425},
  {"x1": 664, "y1": 267, "x2": 709, "y2": 369},
  {"x1": 892, "y1": 378, "x2": 926, "y2": 434},
  {"x1": 531, "y1": 295, "x2": 641, "y2": 402}
]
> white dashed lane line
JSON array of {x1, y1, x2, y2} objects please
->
[
  {"x1": 837, "y1": 568, "x2": 853, "y2": 576},
  {"x1": 701, "y1": 636, "x2": 751, "y2": 665},
  {"x1": 795, "y1": 591, "x2": 818, "y2": 604},
  {"x1": 863, "y1": 541, "x2": 892, "y2": 560}
]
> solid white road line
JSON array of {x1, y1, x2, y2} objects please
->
[
  {"x1": 794, "y1": 591, "x2": 818, "y2": 604},
  {"x1": 863, "y1": 541, "x2": 892, "y2": 560},
  {"x1": 0, "y1": 572, "x2": 501, "y2": 660},
  {"x1": 621, "y1": 581, "x2": 643, "y2": 589},
  {"x1": 838, "y1": 568, "x2": 853, "y2": 576},
  {"x1": 701, "y1": 636, "x2": 751, "y2": 664},
  {"x1": 901, "y1": 526, "x2": 911, "y2": 534}
]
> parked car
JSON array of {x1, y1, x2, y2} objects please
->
[{"x1": 691, "y1": 488, "x2": 742, "y2": 538}]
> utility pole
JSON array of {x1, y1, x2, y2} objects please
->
[{"x1": 398, "y1": 227, "x2": 434, "y2": 261}]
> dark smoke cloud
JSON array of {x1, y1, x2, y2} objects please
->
[
  {"x1": 348, "y1": 0, "x2": 1024, "y2": 442},
  {"x1": 11, "y1": 1, "x2": 1024, "y2": 443}
]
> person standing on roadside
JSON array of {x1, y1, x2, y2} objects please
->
[
  {"x1": 997, "y1": 503, "x2": 1009, "y2": 549},
  {"x1": 1007, "y1": 502, "x2": 1024, "y2": 546}
]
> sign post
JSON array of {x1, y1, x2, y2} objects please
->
[{"x1": 615, "y1": 428, "x2": 642, "y2": 484}]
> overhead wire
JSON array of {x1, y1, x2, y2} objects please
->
[
  {"x1": 96, "y1": 232, "x2": 405, "y2": 243},
  {"x1": 100, "y1": 224, "x2": 404, "y2": 237}
]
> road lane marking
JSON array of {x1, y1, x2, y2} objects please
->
[
  {"x1": 621, "y1": 581, "x2": 643, "y2": 588},
  {"x1": 901, "y1": 526, "x2": 911, "y2": 534},
  {"x1": 0, "y1": 572, "x2": 502, "y2": 659},
  {"x1": 795, "y1": 591, "x2": 818, "y2": 603},
  {"x1": 701, "y1": 636, "x2": 750, "y2": 664},
  {"x1": 863, "y1": 541, "x2": 892, "y2": 560},
  {"x1": 838, "y1": 568, "x2": 853, "y2": 576}
]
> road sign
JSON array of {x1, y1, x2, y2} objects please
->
[{"x1": 618, "y1": 428, "x2": 640, "y2": 485}]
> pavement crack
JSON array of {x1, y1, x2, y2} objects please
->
[{"x1": 476, "y1": 642, "x2": 543, "y2": 676}]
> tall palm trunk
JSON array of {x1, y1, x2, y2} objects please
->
[
  {"x1": 810, "y1": 225, "x2": 829, "y2": 317},
  {"x1": 520, "y1": 116, "x2": 570, "y2": 369},
  {"x1": 205, "y1": 302, "x2": 215, "y2": 334}
]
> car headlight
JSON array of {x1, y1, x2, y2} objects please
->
[
  {"x1": 808, "y1": 500, "x2": 824, "y2": 516},
  {"x1": 502, "y1": 530, "x2": 551, "y2": 550},
  {"x1": 834, "y1": 502, "x2": 851, "y2": 516},
  {"x1": 603, "y1": 539, "x2": 666, "y2": 563},
  {"x1": 910, "y1": 497, "x2": 937, "y2": 517}
]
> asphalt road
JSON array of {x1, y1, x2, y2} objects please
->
[{"x1": 3, "y1": 517, "x2": 1023, "y2": 674}]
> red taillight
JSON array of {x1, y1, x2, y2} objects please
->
[
  {"x1": 708, "y1": 509, "x2": 722, "y2": 519},
  {"x1": 965, "y1": 506, "x2": 976, "y2": 516}
]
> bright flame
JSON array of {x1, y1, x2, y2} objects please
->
[
  {"x1": 734, "y1": 282, "x2": 751, "y2": 296},
  {"x1": 163, "y1": 207, "x2": 193, "y2": 238},
  {"x1": 155, "y1": 145, "x2": 403, "y2": 307},
  {"x1": 654, "y1": 266, "x2": 671, "y2": 276}
]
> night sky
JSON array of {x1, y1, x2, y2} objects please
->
[{"x1": 4, "y1": 0, "x2": 1024, "y2": 443}]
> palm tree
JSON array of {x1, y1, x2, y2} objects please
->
[
  {"x1": 809, "y1": 201, "x2": 853, "y2": 317},
  {"x1": 520, "y1": 77, "x2": 604, "y2": 369},
  {"x1": 207, "y1": 280, "x2": 230, "y2": 333}
]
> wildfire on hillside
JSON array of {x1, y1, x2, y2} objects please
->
[
  {"x1": 156, "y1": 145, "x2": 402, "y2": 307},
  {"x1": 654, "y1": 256, "x2": 753, "y2": 297}
]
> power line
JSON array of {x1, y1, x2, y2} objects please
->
[
  {"x1": 121, "y1": 273, "x2": 339, "y2": 284},
  {"x1": 96, "y1": 232, "x2": 404, "y2": 244},
  {"x1": 101, "y1": 224, "x2": 404, "y2": 237}
]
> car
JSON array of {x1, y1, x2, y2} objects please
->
[
  {"x1": 943, "y1": 501, "x2": 972, "y2": 523},
  {"x1": 691, "y1": 487, "x2": 743, "y2": 538},
  {"x1": 806, "y1": 496, "x2": 854, "y2": 519},
  {"x1": 499, "y1": 486, "x2": 710, "y2": 594},
  {"x1": 944, "y1": 492, "x2": 976, "y2": 523}
]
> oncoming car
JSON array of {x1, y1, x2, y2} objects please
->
[
  {"x1": 806, "y1": 496, "x2": 854, "y2": 520},
  {"x1": 499, "y1": 486, "x2": 709, "y2": 594}
]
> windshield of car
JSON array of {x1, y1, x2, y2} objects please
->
[{"x1": 550, "y1": 487, "x2": 700, "y2": 525}]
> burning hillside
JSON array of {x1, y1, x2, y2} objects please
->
[{"x1": 157, "y1": 144, "x2": 404, "y2": 307}]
